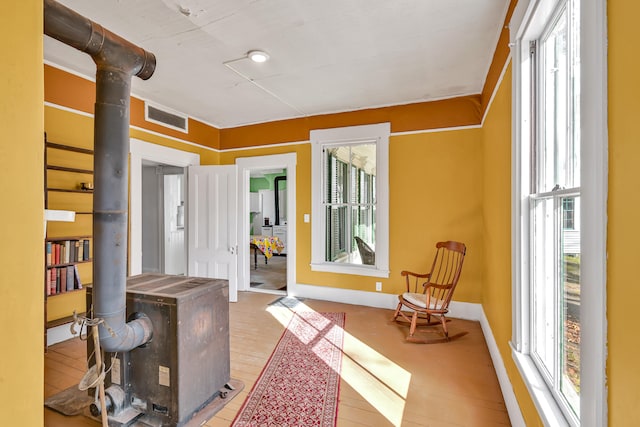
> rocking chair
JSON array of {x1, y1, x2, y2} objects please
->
[
  {"x1": 354, "y1": 236, "x2": 375, "y2": 265},
  {"x1": 392, "y1": 241, "x2": 467, "y2": 343}
]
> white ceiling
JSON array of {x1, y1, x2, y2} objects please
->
[{"x1": 44, "y1": 0, "x2": 510, "y2": 129}]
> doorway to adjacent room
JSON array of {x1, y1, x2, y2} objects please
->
[{"x1": 248, "y1": 168, "x2": 287, "y2": 293}]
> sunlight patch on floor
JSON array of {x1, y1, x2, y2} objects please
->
[{"x1": 265, "y1": 298, "x2": 410, "y2": 426}]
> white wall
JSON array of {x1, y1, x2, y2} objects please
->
[
  {"x1": 142, "y1": 165, "x2": 160, "y2": 273},
  {"x1": 164, "y1": 174, "x2": 185, "y2": 275}
]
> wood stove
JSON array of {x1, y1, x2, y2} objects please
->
[{"x1": 87, "y1": 274, "x2": 230, "y2": 426}]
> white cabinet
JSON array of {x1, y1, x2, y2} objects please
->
[
  {"x1": 273, "y1": 225, "x2": 287, "y2": 255},
  {"x1": 261, "y1": 226, "x2": 273, "y2": 236},
  {"x1": 249, "y1": 192, "x2": 262, "y2": 212},
  {"x1": 259, "y1": 189, "x2": 274, "y2": 224}
]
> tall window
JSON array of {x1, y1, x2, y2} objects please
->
[
  {"x1": 530, "y1": 0, "x2": 582, "y2": 419},
  {"x1": 311, "y1": 123, "x2": 389, "y2": 278},
  {"x1": 512, "y1": 0, "x2": 606, "y2": 425},
  {"x1": 324, "y1": 145, "x2": 376, "y2": 262}
]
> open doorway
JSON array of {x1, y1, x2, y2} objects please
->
[
  {"x1": 237, "y1": 153, "x2": 296, "y2": 296},
  {"x1": 141, "y1": 161, "x2": 186, "y2": 275},
  {"x1": 129, "y1": 139, "x2": 200, "y2": 277},
  {"x1": 248, "y1": 168, "x2": 287, "y2": 292}
]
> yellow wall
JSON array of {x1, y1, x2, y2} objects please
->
[
  {"x1": 45, "y1": 106, "x2": 219, "y2": 167},
  {"x1": 388, "y1": 130, "x2": 483, "y2": 299},
  {"x1": 221, "y1": 129, "x2": 484, "y2": 300},
  {"x1": 0, "y1": 1, "x2": 44, "y2": 425},
  {"x1": 608, "y1": 1, "x2": 640, "y2": 424},
  {"x1": 481, "y1": 65, "x2": 542, "y2": 425}
]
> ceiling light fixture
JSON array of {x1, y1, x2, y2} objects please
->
[{"x1": 247, "y1": 50, "x2": 269, "y2": 63}]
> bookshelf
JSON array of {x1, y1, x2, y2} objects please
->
[
  {"x1": 45, "y1": 236, "x2": 91, "y2": 296},
  {"x1": 44, "y1": 134, "x2": 94, "y2": 338}
]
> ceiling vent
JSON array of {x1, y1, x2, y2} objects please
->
[{"x1": 145, "y1": 102, "x2": 189, "y2": 133}]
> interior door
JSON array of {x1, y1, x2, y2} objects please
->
[{"x1": 187, "y1": 165, "x2": 238, "y2": 302}]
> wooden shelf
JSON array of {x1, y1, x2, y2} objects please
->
[
  {"x1": 47, "y1": 288, "x2": 85, "y2": 299},
  {"x1": 46, "y1": 142, "x2": 94, "y2": 155},
  {"x1": 47, "y1": 236, "x2": 91, "y2": 242},
  {"x1": 46, "y1": 311, "x2": 86, "y2": 329},
  {"x1": 44, "y1": 134, "x2": 94, "y2": 349},
  {"x1": 47, "y1": 259, "x2": 92, "y2": 269},
  {"x1": 47, "y1": 165, "x2": 93, "y2": 174},
  {"x1": 46, "y1": 188, "x2": 93, "y2": 194}
]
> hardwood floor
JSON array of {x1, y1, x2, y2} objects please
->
[
  {"x1": 45, "y1": 292, "x2": 510, "y2": 426},
  {"x1": 249, "y1": 253, "x2": 286, "y2": 291}
]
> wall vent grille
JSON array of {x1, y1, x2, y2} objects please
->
[{"x1": 145, "y1": 102, "x2": 189, "y2": 133}]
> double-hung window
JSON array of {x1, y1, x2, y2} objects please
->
[
  {"x1": 511, "y1": 0, "x2": 607, "y2": 425},
  {"x1": 310, "y1": 123, "x2": 390, "y2": 278},
  {"x1": 530, "y1": 1, "x2": 582, "y2": 418}
]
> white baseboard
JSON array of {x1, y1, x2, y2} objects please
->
[
  {"x1": 479, "y1": 307, "x2": 526, "y2": 427},
  {"x1": 289, "y1": 283, "x2": 399, "y2": 309},
  {"x1": 289, "y1": 282, "x2": 524, "y2": 426},
  {"x1": 47, "y1": 322, "x2": 79, "y2": 346},
  {"x1": 289, "y1": 282, "x2": 483, "y2": 320}
]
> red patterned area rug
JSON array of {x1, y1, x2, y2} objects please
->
[{"x1": 232, "y1": 311, "x2": 345, "y2": 427}]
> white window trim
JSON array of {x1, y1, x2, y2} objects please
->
[
  {"x1": 310, "y1": 123, "x2": 390, "y2": 278},
  {"x1": 510, "y1": 0, "x2": 607, "y2": 426}
]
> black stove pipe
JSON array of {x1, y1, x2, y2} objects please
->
[
  {"x1": 44, "y1": 0, "x2": 154, "y2": 352},
  {"x1": 274, "y1": 175, "x2": 286, "y2": 226}
]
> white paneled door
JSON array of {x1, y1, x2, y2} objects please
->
[{"x1": 187, "y1": 165, "x2": 238, "y2": 302}]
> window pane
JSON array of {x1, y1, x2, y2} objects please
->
[
  {"x1": 539, "y1": 6, "x2": 580, "y2": 193},
  {"x1": 562, "y1": 198, "x2": 575, "y2": 229},
  {"x1": 325, "y1": 148, "x2": 348, "y2": 204},
  {"x1": 561, "y1": 196, "x2": 580, "y2": 415},
  {"x1": 349, "y1": 143, "x2": 376, "y2": 203},
  {"x1": 531, "y1": 196, "x2": 556, "y2": 380},
  {"x1": 325, "y1": 205, "x2": 347, "y2": 262}
]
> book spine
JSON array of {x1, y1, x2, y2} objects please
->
[
  {"x1": 74, "y1": 240, "x2": 80, "y2": 262},
  {"x1": 46, "y1": 242, "x2": 52, "y2": 266},
  {"x1": 78, "y1": 240, "x2": 84, "y2": 262},
  {"x1": 50, "y1": 269, "x2": 56, "y2": 295},
  {"x1": 55, "y1": 268, "x2": 61, "y2": 294},
  {"x1": 69, "y1": 241, "x2": 75, "y2": 264},
  {"x1": 66, "y1": 266, "x2": 74, "y2": 291},
  {"x1": 60, "y1": 267, "x2": 67, "y2": 293},
  {"x1": 64, "y1": 240, "x2": 71, "y2": 264},
  {"x1": 74, "y1": 264, "x2": 83, "y2": 289},
  {"x1": 46, "y1": 268, "x2": 51, "y2": 296},
  {"x1": 83, "y1": 239, "x2": 90, "y2": 261}
]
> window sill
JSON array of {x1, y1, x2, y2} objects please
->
[
  {"x1": 510, "y1": 342, "x2": 575, "y2": 427},
  {"x1": 310, "y1": 262, "x2": 390, "y2": 278}
]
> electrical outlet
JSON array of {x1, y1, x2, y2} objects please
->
[{"x1": 375, "y1": 281, "x2": 382, "y2": 292}]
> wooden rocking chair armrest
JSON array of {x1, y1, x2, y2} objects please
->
[
  {"x1": 400, "y1": 270, "x2": 431, "y2": 279},
  {"x1": 402, "y1": 271, "x2": 432, "y2": 293},
  {"x1": 422, "y1": 282, "x2": 451, "y2": 291}
]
